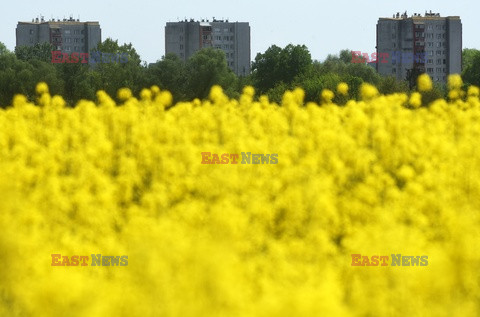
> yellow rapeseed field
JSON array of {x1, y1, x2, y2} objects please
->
[{"x1": 1, "y1": 74, "x2": 480, "y2": 316}]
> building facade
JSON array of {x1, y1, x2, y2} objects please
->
[
  {"x1": 16, "y1": 16, "x2": 101, "y2": 55},
  {"x1": 165, "y1": 19, "x2": 250, "y2": 76},
  {"x1": 376, "y1": 11, "x2": 462, "y2": 84}
]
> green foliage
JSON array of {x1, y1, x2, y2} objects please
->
[
  {"x1": 252, "y1": 44, "x2": 312, "y2": 94},
  {"x1": 462, "y1": 48, "x2": 480, "y2": 87},
  {"x1": 15, "y1": 42, "x2": 54, "y2": 63},
  {"x1": 420, "y1": 82, "x2": 446, "y2": 106},
  {"x1": 377, "y1": 76, "x2": 409, "y2": 95},
  {"x1": 184, "y1": 48, "x2": 237, "y2": 100},
  {"x1": 91, "y1": 38, "x2": 144, "y2": 99},
  {"x1": 0, "y1": 42, "x2": 9, "y2": 56},
  {"x1": 0, "y1": 47, "x2": 63, "y2": 107},
  {"x1": 145, "y1": 54, "x2": 187, "y2": 101},
  {"x1": 1, "y1": 41, "x2": 477, "y2": 108}
]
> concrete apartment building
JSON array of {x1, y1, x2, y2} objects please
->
[
  {"x1": 165, "y1": 19, "x2": 250, "y2": 76},
  {"x1": 376, "y1": 11, "x2": 462, "y2": 84},
  {"x1": 16, "y1": 16, "x2": 101, "y2": 54}
]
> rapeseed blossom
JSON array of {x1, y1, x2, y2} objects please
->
[
  {"x1": 417, "y1": 73, "x2": 433, "y2": 92},
  {"x1": 1, "y1": 75, "x2": 480, "y2": 316},
  {"x1": 337, "y1": 82, "x2": 349, "y2": 96}
]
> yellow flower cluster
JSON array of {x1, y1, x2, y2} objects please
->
[{"x1": 1, "y1": 76, "x2": 480, "y2": 316}]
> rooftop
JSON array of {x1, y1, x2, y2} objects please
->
[
  {"x1": 380, "y1": 11, "x2": 460, "y2": 21},
  {"x1": 19, "y1": 16, "x2": 99, "y2": 25}
]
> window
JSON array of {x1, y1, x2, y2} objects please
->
[
  {"x1": 230, "y1": 36, "x2": 234, "y2": 41},
  {"x1": 180, "y1": 36, "x2": 184, "y2": 41},
  {"x1": 223, "y1": 36, "x2": 228, "y2": 41},
  {"x1": 427, "y1": 67, "x2": 434, "y2": 72},
  {"x1": 443, "y1": 68, "x2": 447, "y2": 73},
  {"x1": 180, "y1": 44, "x2": 184, "y2": 49},
  {"x1": 224, "y1": 28, "x2": 228, "y2": 32},
  {"x1": 427, "y1": 25, "x2": 433, "y2": 30},
  {"x1": 427, "y1": 59, "x2": 433, "y2": 64},
  {"x1": 230, "y1": 28, "x2": 233, "y2": 32},
  {"x1": 437, "y1": 34, "x2": 442, "y2": 39},
  {"x1": 215, "y1": 35, "x2": 221, "y2": 40},
  {"x1": 65, "y1": 30, "x2": 71, "y2": 34},
  {"x1": 29, "y1": 38, "x2": 33, "y2": 43},
  {"x1": 392, "y1": 68, "x2": 396, "y2": 74},
  {"x1": 442, "y1": 33, "x2": 445, "y2": 39},
  {"x1": 436, "y1": 50, "x2": 442, "y2": 55},
  {"x1": 65, "y1": 46, "x2": 71, "y2": 51},
  {"x1": 437, "y1": 59, "x2": 441, "y2": 65},
  {"x1": 74, "y1": 38, "x2": 79, "y2": 43},
  {"x1": 81, "y1": 30, "x2": 84, "y2": 34},
  {"x1": 230, "y1": 44, "x2": 234, "y2": 49},
  {"x1": 391, "y1": 33, "x2": 396, "y2": 39},
  {"x1": 443, "y1": 59, "x2": 446, "y2": 64},
  {"x1": 428, "y1": 51, "x2": 434, "y2": 56},
  {"x1": 428, "y1": 42, "x2": 433, "y2": 47},
  {"x1": 436, "y1": 42, "x2": 441, "y2": 47},
  {"x1": 65, "y1": 38, "x2": 72, "y2": 43},
  {"x1": 29, "y1": 29, "x2": 34, "y2": 34}
]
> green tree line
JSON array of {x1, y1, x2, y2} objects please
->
[{"x1": 1, "y1": 39, "x2": 479, "y2": 107}]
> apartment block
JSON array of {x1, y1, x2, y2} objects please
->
[
  {"x1": 376, "y1": 11, "x2": 462, "y2": 84},
  {"x1": 16, "y1": 16, "x2": 101, "y2": 55},
  {"x1": 165, "y1": 19, "x2": 250, "y2": 76}
]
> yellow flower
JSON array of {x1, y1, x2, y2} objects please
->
[
  {"x1": 360, "y1": 83, "x2": 379, "y2": 100},
  {"x1": 293, "y1": 87, "x2": 305, "y2": 105},
  {"x1": 140, "y1": 88, "x2": 152, "y2": 101},
  {"x1": 35, "y1": 82, "x2": 49, "y2": 95},
  {"x1": 409, "y1": 92, "x2": 422, "y2": 108},
  {"x1": 448, "y1": 74, "x2": 463, "y2": 90},
  {"x1": 448, "y1": 89, "x2": 461, "y2": 100},
  {"x1": 337, "y1": 82, "x2": 349, "y2": 96},
  {"x1": 242, "y1": 86, "x2": 255, "y2": 97},
  {"x1": 321, "y1": 89, "x2": 334, "y2": 103},
  {"x1": 417, "y1": 74, "x2": 432, "y2": 92},
  {"x1": 467, "y1": 85, "x2": 479, "y2": 97},
  {"x1": 117, "y1": 88, "x2": 133, "y2": 101},
  {"x1": 1, "y1": 79, "x2": 480, "y2": 316}
]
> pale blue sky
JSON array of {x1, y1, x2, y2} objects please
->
[{"x1": 1, "y1": 0, "x2": 478, "y2": 64}]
